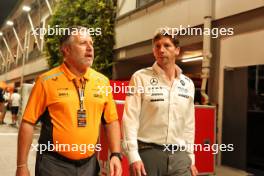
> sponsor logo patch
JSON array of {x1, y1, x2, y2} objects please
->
[
  {"x1": 178, "y1": 94, "x2": 189, "y2": 99},
  {"x1": 150, "y1": 98, "x2": 164, "y2": 102}
]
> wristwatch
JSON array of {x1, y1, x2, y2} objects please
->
[{"x1": 110, "y1": 152, "x2": 122, "y2": 161}]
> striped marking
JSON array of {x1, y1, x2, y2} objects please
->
[{"x1": 43, "y1": 71, "x2": 64, "y2": 81}]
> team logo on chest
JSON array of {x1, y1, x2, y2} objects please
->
[
  {"x1": 177, "y1": 86, "x2": 188, "y2": 94},
  {"x1": 180, "y1": 80, "x2": 185, "y2": 86},
  {"x1": 150, "y1": 78, "x2": 158, "y2": 86},
  {"x1": 57, "y1": 88, "x2": 70, "y2": 97}
]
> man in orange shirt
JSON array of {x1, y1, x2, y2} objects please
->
[{"x1": 16, "y1": 26, "x2": 122, "y2": 176}]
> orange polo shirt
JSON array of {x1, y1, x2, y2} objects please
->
[{"x1": 23, "y1": 63, "x2": 118, "y2": 160}]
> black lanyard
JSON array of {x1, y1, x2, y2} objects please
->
[{"x1": 73, "y1": 78, "x2": 86, "y2": 110}]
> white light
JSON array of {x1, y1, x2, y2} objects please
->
[
  {"x1": 181, "y1": 56, "x2": 203, "y2": 63},
  {"x1": 0, "y1": 32, "x2": 3, "y2": 36},
  {"x1": 6, "y1": 20, "x2": 14, "y2": 26},
  {"x1": 22, "y1": 5, "x2": 31, "y2": 12}
]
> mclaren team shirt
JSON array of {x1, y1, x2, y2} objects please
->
[
  {"x1": 123, "y1": 62, "x2": 195, "y2": 164},
  {"x1": 23, "y1": 63, "x2": 118, "y2": 160}
]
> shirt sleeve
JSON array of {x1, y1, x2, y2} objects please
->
[
  {"x1": 122, "y1": 74, "x2": 142, "y2": 164},
  {"x1": 103, "y1": 79, "x2": 118, "y2": 123},
  {"x1": 22, "y1": 77, "x2": 47, "y2": 124},
  {"x1": 183, "y1": 81, "x2": 195, "y2": 165},
  {"x1": 10, "y1": 94, "x2": 15, "y2": 106}
]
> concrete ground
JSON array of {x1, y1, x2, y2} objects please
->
[
  {"x1": 0, "y1": 111, "x2": 38, "y2": 175},
  {"x1": 0, "y1": 112, "x2": 254, "y2": 176},
  {"x1": 215, "y1": 166, "x2": 252, "y2": 176}
]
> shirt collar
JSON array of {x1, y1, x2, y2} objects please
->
[
  {"x1": 60, "y1": 62, "x2": 90, "y2": 81},
  {"x1": 152, "y1": 61, "x2": 182, "y2": 79}
]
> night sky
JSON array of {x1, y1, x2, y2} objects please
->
[{"x1": 0, "y1": 0, "x2": 19, "y2": 28}]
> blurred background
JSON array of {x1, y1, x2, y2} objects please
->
[{"x1": 0, "y1": 0, "x2": 263, "y2": 175}]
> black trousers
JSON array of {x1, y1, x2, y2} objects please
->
[
  {"x1": 139, "y1": 148, "x2": 192, "y2": 176},
  {"x1": 35, "y1": 152, "x2": 99, "y2": 176}
]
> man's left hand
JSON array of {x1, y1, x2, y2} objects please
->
[
  {"x1": 190, "y1": 165, "x2": 198, "y2": 176},
  {"x1": 110, "y1": 156, "x2": 122, "y2": 176}
]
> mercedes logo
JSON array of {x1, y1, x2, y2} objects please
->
[{"x1": 150, "y1": 78, "x2": 158, "y2": 85}]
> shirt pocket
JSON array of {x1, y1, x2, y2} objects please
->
[{"x1": 173, "y1": 92, "x2": 191, "y2": 117}]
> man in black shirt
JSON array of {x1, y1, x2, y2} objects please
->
[{"x1": 0, "y1": 88, "x2": 6, "y2": 124}]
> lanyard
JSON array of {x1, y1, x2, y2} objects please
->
[{"x1": 73, "y1": 78, "x2": 86, "y2": 110}]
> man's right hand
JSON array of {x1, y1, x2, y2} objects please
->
[
  {"x1": 16, "y1": 166, "x2": 30, "y2": 176},
  {"x1": 130, "y1": 161, "x2": 147, "y2": 176}
]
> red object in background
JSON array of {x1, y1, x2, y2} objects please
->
[
  {"x1": 99, "y1": 102, "x2": 130, "y2": 176},
  {"x1": 116, "y1": 103, "x2": 130, "y2": 176},
  {"x1": 110, "y1": 81, "x2": 129, "y2": 100},
  {"x1": 99, "y1": 81, "x2": 216, "y2": 175},
  {"x1": 194, "y1": 105, "x2": 216, "y2": 175},
  {"x1": 99, "y1": 81, "x2": 130, "y2": 175},
  {"x1": 100, "y1": 81, "x2": 129, "y2": 159}
]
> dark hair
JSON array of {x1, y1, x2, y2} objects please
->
[
  {"x1": 14, "y1": 88, "x2": 18, "y2": 93},
  {"x1": 152, "y1": 27, "x2": 179, "y2": 47}
]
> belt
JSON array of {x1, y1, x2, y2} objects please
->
[
  {"x1": 138, "y1": 140, "x2": 184, "y2": 152},
  {"x1": 43, "y1": 151, "x2": 94, "y2": 166}
]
